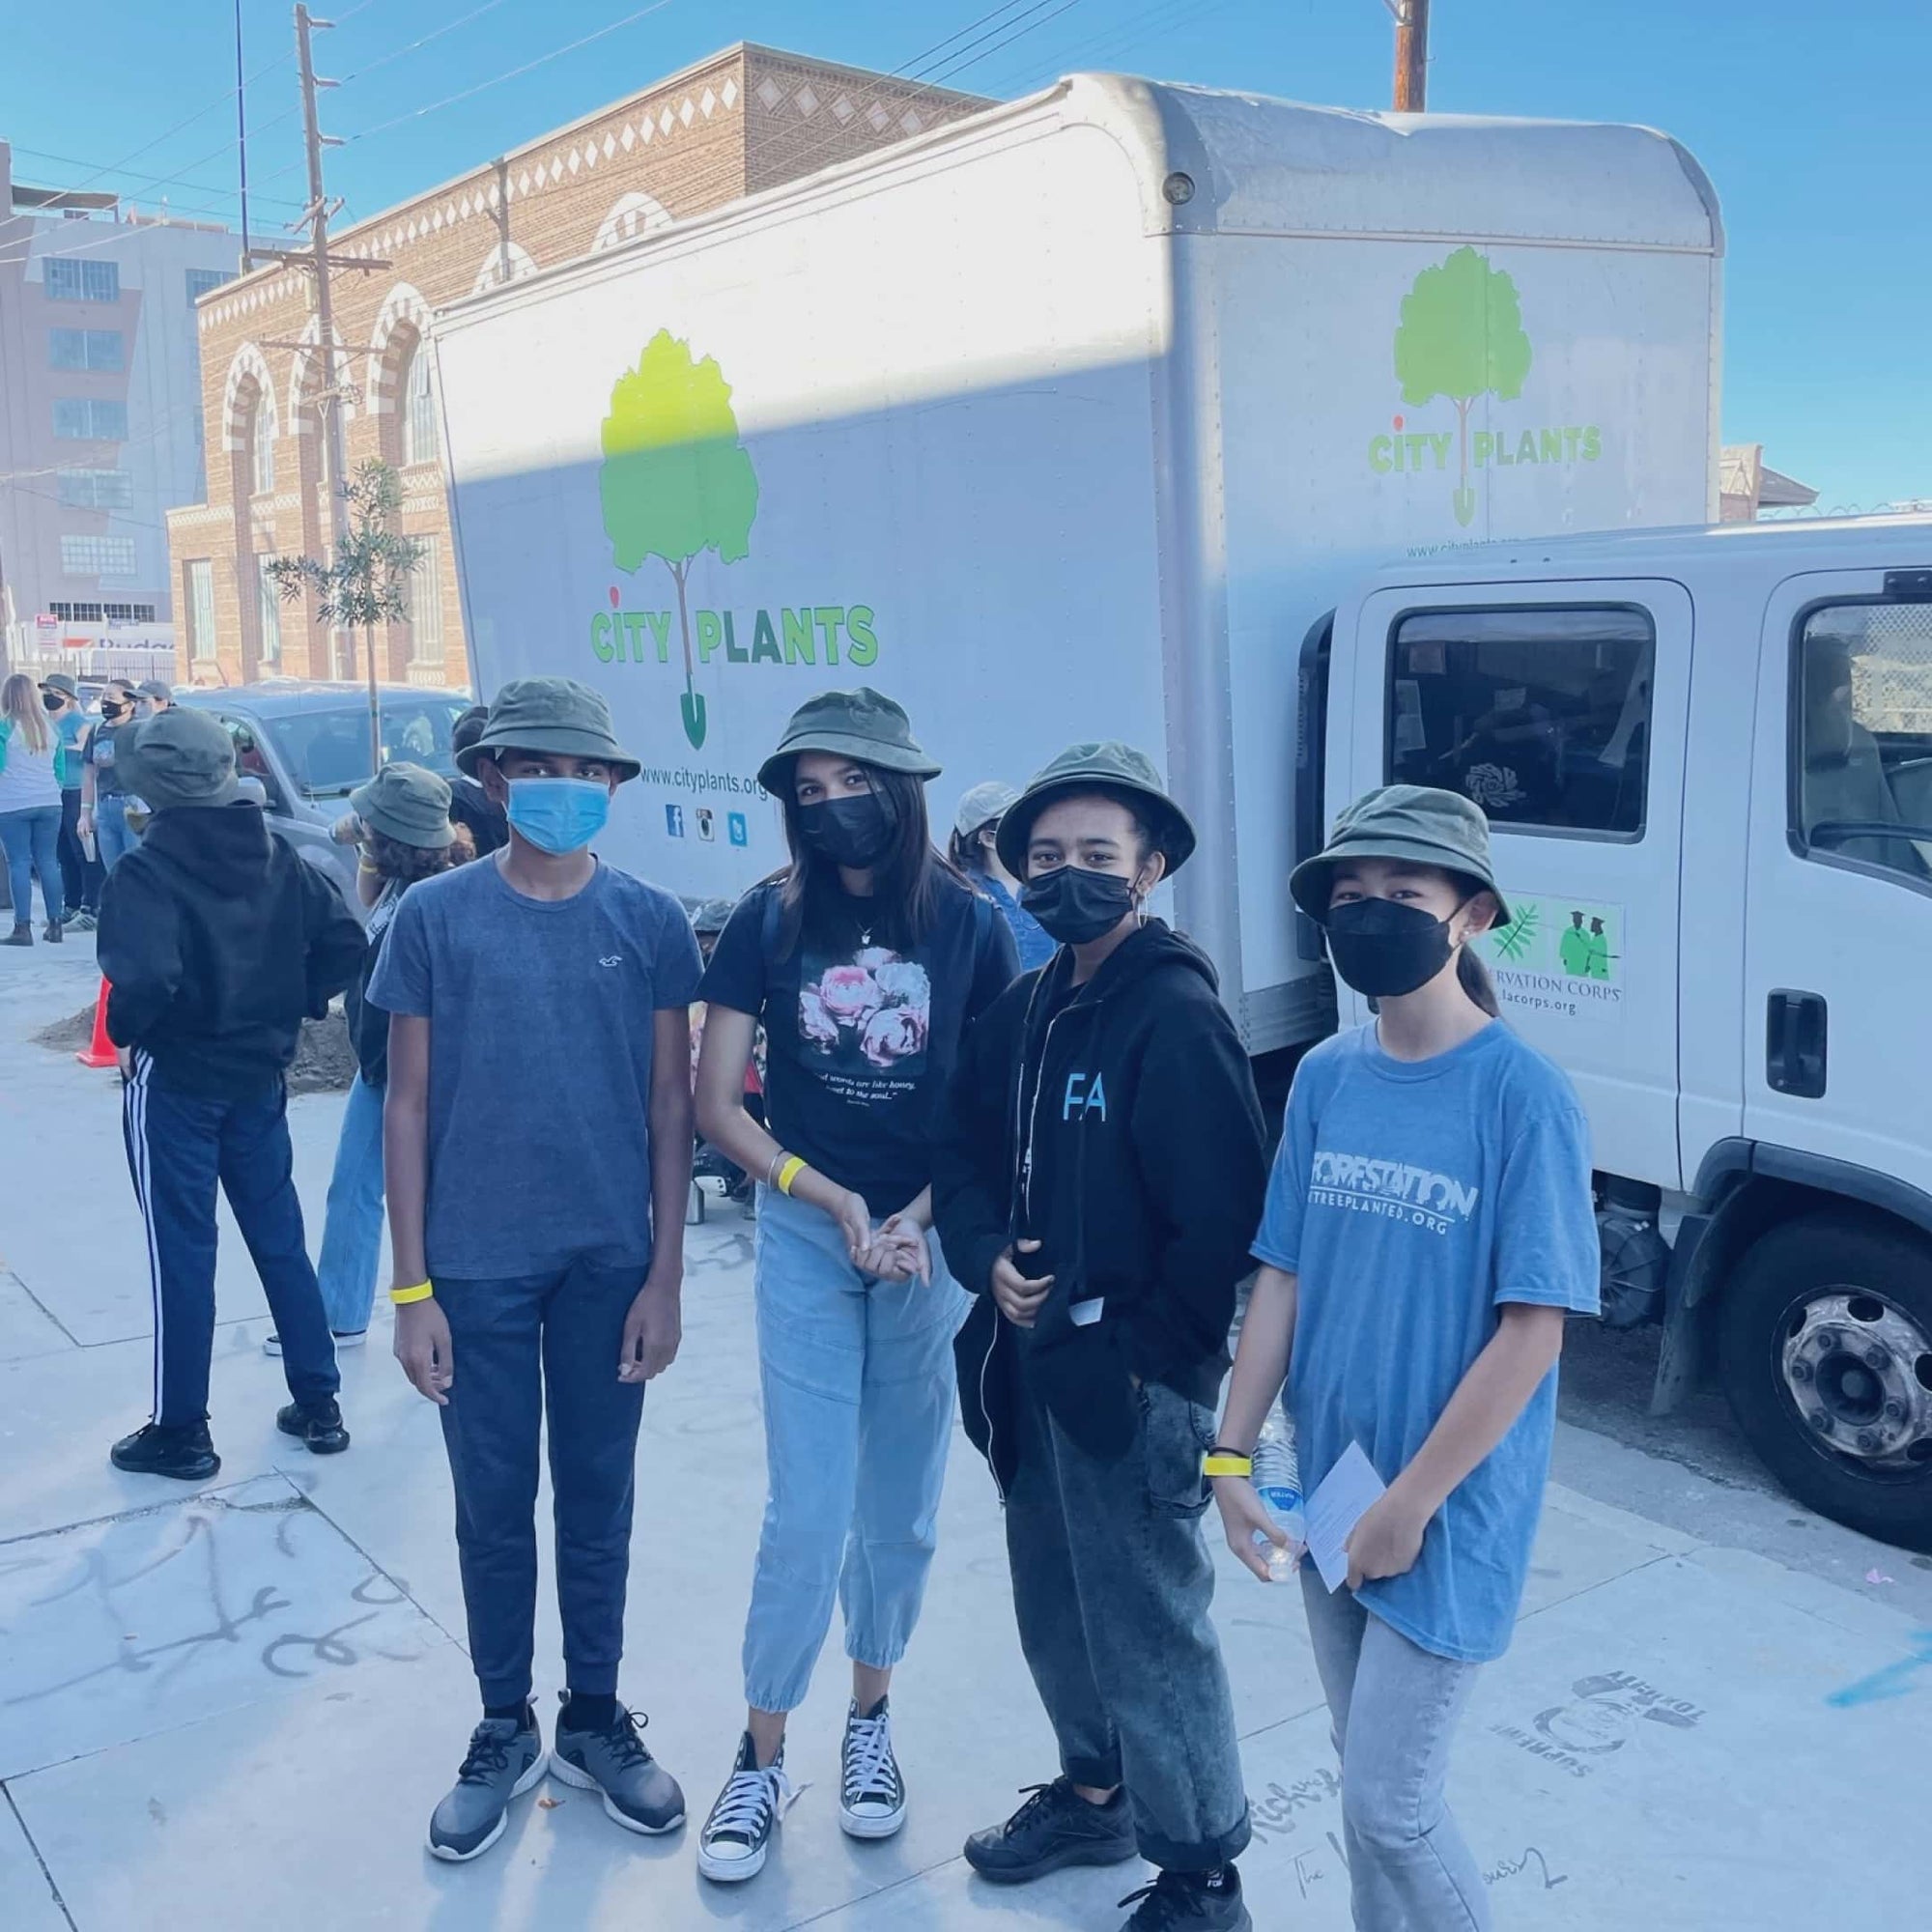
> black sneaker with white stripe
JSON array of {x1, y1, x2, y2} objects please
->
[
  {"x1": 838, "y1": 1695, "x2": 907, "y2": 1839},
  {"x1": 697, "y1": 1733, "x2": 793, "y2": 1883}
]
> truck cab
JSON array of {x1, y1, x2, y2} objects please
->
[{"x1": 1323, "y1": 516, "x2": 1932, "y2": 1548}]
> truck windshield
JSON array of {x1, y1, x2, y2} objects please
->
[{"x1": 264, "y1": 698, "x2": 469, "y2": 800}]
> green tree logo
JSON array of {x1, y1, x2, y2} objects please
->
[
  {"x1": 1393, "y1": 247, "x2": 1532, "y2": 526},
  {"x1": 599, "y1": 330, "x2": 759, "y2": 748}
]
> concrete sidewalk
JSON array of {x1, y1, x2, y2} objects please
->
[{"x1": 3, "y1": 939, "x2": 1928, "y2": 1931}]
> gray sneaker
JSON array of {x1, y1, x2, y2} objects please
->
[
  {"x1": 548, "y1": 1696, "x2": 686, "y2": 1835},
  {"x1": 427, "y1": 1711, "x2": 547, "y2": 1862}
]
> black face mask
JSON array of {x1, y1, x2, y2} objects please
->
[
  {"x1": 798, "y1": 790, "x2": 896, "y2": 869},
  {"x1": 99, "y1": 702, "x2": 125, "y2": 722},
  {"x1": 1322, "y1": 897, "x2": 1462, "y2": 999},
  {"x1": 43, "y1": 693, "x2": 64, "y2": 711},
  {"x1": 1020, "y1": 866, "x2": 1140, "y2": 947}
]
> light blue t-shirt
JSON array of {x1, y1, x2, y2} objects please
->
[
  {"x1": 1252, "y1": 1020, "x2": 1599, "y2": 1662},
  {"x1": 367, "y1": 855, "x2": 702, "y2": 1280},
  {"x1": 980, "y1": 875, "x2": 1057, "y2": 974}
]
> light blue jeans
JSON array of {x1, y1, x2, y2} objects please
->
[
  {"x1": 316, "y1": 1074, "x2": 385, "y2": 1335},
  {"x1": 96, "y1": 794, "x2": 137, "y2": 871},
  {"x1": 741, "y1": 1182, "x2": 970, "y2": 1714},
  {"x1": 1300, "y1": 1566, "x2": 1492, "y2": 1931}
]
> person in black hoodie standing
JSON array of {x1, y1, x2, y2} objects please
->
[
  {"x1": 98, "y1": 707, "x2": 364, "y2": 1481},
  {"x1": 933, "y1": 743, "x2": 1265, "y2": 1932}
]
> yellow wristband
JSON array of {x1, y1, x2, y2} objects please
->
[
  {"x1": 1202, "y1": 1454, "x2": 1253, "y2": 1478},
  {"x1": 389, "y1": 1280, "x2": 435, "y2": 1305},
  {"x1": 776, "y1": 1155, "x2": 807, "y2": 1197}
]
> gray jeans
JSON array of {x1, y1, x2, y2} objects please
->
[
  {"x1": 1300, "y1": 1567, "x2": 1492, "y2": 1931},
  {"x1": 1005, "y1": 1365, "x2": 1250, "y2": 1870}
]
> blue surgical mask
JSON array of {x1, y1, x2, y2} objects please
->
[{"x1": 504, "y1": 777, "x2": 611, "y2": 854}]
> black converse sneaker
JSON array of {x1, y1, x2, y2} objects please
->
[
  {"x1": 838, "y1": 1695, "x2": 906, "y2": 1839},
  {"x1": 1118, "y1": 1866, "x2": 1252, "y2": 1930},
  {"x1": 697, "y1": 1733, "x2": 794, "y2": 1883}
]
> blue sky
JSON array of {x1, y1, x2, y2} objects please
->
[{"x1": 7, "y1": 0, "x2": 1925, "y2": 508}]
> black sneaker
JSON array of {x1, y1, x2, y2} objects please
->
[
  {"x1": 697, "y1": 1732, "x2": 794, "y2": 1884},
  {"x1": 1119, "y1": 1867, "x2": 1251, "y2": 1930},
  {"x1": 549, "y1": 1695, "x2": 686, "y2": 1834},
  {"x1": 838, "y1": 1695, "x2": 906, "y2": 1839},
  {"x1": 276, "y1": 1397, "x2": 350, "y2": 1455},
  {"x1": 964, "y1": 1776, "x2": 1138, "y2": 1884},
  {"x1": 109, "y1": 1421, "x2": 220, "y2": 1482}
]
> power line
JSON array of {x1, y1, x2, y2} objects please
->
[
  {"x1": 339, "y1": 0, "x2": 518, "y2": 85},
  {"x1": 4, "y1": 144, "x2": 308, "y2": 211},
  {"x1": 343, "y1": 0, "x2": 678, "y2": 145}
]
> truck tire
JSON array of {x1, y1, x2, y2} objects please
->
[{"x1": 1719, "y1": 1213, "x2": 1932, "y2": 1552}]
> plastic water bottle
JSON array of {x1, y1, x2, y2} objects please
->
[{"x1": 1251, "y1": 1406, "x2": 1305, "y2": 1582}]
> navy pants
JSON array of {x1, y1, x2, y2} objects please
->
[
  {"x1": 122, "y1": 1052, "x2": 339, "y2": 1428},
  {"x1": 435, "y1": 1259, "x2": 649, "y2": 1709}
]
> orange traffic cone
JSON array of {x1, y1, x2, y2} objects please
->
[{"x1": 76, "y1": 977, "x2": 118, "y2": 1068}]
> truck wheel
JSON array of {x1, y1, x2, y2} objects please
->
[{"x1": 1719, "y1": 1213, "x2": 1932, "y2": 1552}]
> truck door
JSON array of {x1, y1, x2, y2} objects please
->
[
  {"x1": 1745, "y1": 572, "x2": 1932, "y2": 1196},
  {"x1": 1343, "y1": 581, "x2": 1693, "y2": 1189}
]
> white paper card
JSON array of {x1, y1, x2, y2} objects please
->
[{"x1": 1307, "y1": 1441, "x2": 1388, "y2": 1593}]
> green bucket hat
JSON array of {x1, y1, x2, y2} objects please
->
[
  {"x1": 39, "y1": 672, "x2": 79, "y2": 700},
  {"x1": 756, "y1": 687, "x2": 940, "y2": 798},
  {"x1": 1290, "y1": 784, "x2": 1511, "y2": 924},
  {"x1": 118, "y1": 708, "x2": 240, "y2": 811},
  {"x1": 456, "y1": 676, "x2": 639, "y2": 781},
  {"x1": 996, "y1": 742, "x2": 1198, "y2": 878},
  {"x1": 350, "y1": 761, "x2": 454, "y2": 849}
]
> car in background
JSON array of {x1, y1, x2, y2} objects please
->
[{"x1": 176, "y1": 682, "x2": 471, "y2": 909}]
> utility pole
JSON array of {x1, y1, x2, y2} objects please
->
[
  {"x1": 1391, "y1": 0, "x2": 1431, "y2": 112},
  {"x1": 296, "y1": 5, "x2": 353, "y2": 678},
  {"x1": 234, "y1": 0, "x2": 252, "y2": 270}
]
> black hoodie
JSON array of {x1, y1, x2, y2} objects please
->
[
  {"x1": 932, "y1": 921, "x2": 1267, "y2": 1489},
  {"x1": 98, "y1": 804, "x2": 364, "y2": 1100}
]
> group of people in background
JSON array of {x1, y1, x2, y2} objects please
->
[
  {"x1": 0, "y1": 669, "x2": 177, "y2": 945},
  {"x1": 59, "y1": 669, "x2": 1599, "y2": 1932}
]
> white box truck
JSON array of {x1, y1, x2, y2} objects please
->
[
  {"x1": 429, "y1": 77, "x2": 1932, "y2": 1549},
  {"x1": 434, "y1": 72, "x2": 1721, "y2": 1062}
]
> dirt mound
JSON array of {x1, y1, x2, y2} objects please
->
[
  {"x1": 34, "y1": 1005, "x2": 99, "y2": 1053},
  {"x1": 34, "y1": 1002, "x2": 357, "y2": 1094}
]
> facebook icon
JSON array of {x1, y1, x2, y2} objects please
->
[
  {"x1": 665, "y1": 804, "x2": 685, "y2": 838},
  {"x1": 727, "y1": 811, "x2": 749, "y2": 847}
]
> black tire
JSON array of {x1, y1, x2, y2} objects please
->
[{"x1": 1719, "y1": 1211, "x2": 1932, "y2": 1553}]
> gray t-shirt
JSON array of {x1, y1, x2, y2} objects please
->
[{"x1": 367, "y1": 855, "x2": 701, "y2": 1279}]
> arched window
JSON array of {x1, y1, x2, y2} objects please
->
[
  {"x1": 251, "y1": 393, "x2": 275, "y2": 496},
  {"x1": 402, "y1": 344, "x2": 439, "y2": 467}
]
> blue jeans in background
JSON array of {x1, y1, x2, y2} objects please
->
[
  {"x1": 96, "y1": 795, "x2": 136, "y2": 871},
  {"x1": 741, "y1": 1183, "x2": 969, "y2": 1715},
  {"x1": 435, "y1": 1257, "x2": 649, "y2": 1709},
  {"x1": 0, "y1": 805, "x2": 65, "y2": 926},
  {"x1": 1300, "y1": 1565, "x2": 1492, "y2": 1932},
  {"x1": 316, "y1": 1075, "x2": 385, "y2": 1335}
]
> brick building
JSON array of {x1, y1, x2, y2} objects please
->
[{"x1": 166, "y1": 44, "x2": 984, "y2": 690}]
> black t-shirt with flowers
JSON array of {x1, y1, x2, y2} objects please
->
[{"x1": 699, "y1": 870, "x2": 1019, "y2": 1216}]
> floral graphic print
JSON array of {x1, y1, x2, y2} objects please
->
[{"x1": 799, "y1": 944, "x2": 932, "y2": 1091}]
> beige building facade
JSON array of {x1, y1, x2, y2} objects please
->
[{"x1": 167, "y1": 44, "x2": 983, "y2": 691}]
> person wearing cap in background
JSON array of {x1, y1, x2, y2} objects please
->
[
  {"x1": 950, "y1": 779, "x2": 1055, "y2": 972},
  {"x1": 135, "y1": 678, "x2": 175, "y2": 714},
  {"x1": 366, "y1": 675, "x2": 701, "y2": 1863},
  {"x1": 445, "y1": 702, "x2": 509, "y2": 854},
  {"x1": 931, "y1": 743, "x2": 1265, "y2": 1932},
  {"x1": 78, "y1": 678, "x2": 143, "y2": 875},
  {"x1": 262, "y1": 764, "x2": 474, "y2": 1363},
  {"x1": 691, "y1": 688, "x2": 1018, "y2": 1886},
  {"x1": 1211, "y1": 785, "x2": 1598, "y2": 1932},
  {"x1": 688, "y1": 895, "x2": 765, "y2": 1202},
  {"x1": 95, "y1": 706, "x2": 365, "y2": 1485},
  {"x1": 39, "y1": 672, "x2": 100, "y2": 928}
]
